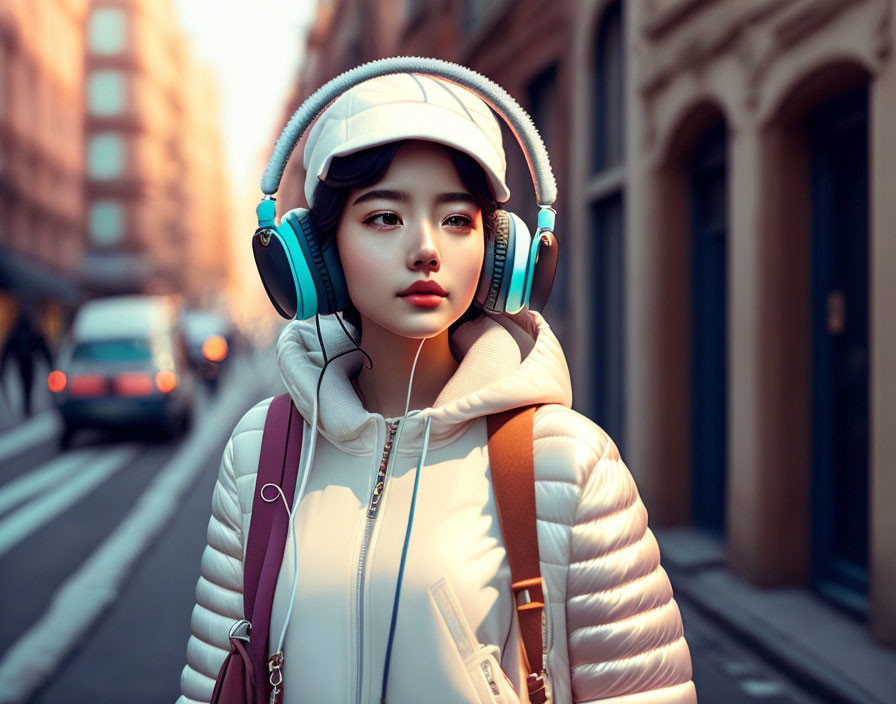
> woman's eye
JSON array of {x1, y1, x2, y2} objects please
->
[
  {"x1": 443, "y1": 214, "x2": 473, "y2": 229},
  {"x1": 364, "y1": 212, "x2": 402, "y2": 229}
]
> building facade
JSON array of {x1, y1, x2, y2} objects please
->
[
  {"x1": 0, "y1": 0, "x2": 89, "y2": 340},
  {"x1": 82, "y1": 0, "x2": 231, "y2": 304},
  {"x1": 607, "y1": 0, "x2": 895, "y2": 645},
  {"x1": 283, "y1": 0, "x2": 896, "y2": 645}
]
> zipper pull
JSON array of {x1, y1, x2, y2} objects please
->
[
  {"x1": 481, "y1": 660, "x2": 500, "y2": 696},
  {"x1": 268, "y1": 651, "x2": 284, "y2": 704},
  {"x1": 367, "y1": 420, "x2": 399, "y2": 519}
]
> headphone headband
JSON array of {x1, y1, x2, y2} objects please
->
[{"x1": 260, "y1": 56, "x2": 557, "y2": 207}]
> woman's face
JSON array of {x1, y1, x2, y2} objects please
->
[{"x1": 336, "y1": 140, "x2": 486, "y2": 340}]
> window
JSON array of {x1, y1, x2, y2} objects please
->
[
  {"x1": 88, "y1": 7, "x2": 127, "y2": 54},
  {"x1": 89, "y1": 200, "x2": 124, "y2": 245},
  {"x1": 586, "y1": 0, "x2": 627, "y2": 443},
  {"x1": 87, "y1": 133, "x2": 125, "y2": 179},
  {"x1": 592, "y1": 1, "x2": 624, "y2": 172},
  {"x1": 527, "y1": 64, "x2": 558, "y2": 156},
  {"x1": 590, "y1": 195, "x2": 626, "y2": 449},
  {"x1": 73, "y1": 339, "x2": 151, "y2": 361},
  {"x1": 463, "y1": 0, "x2": 499, "y2": 31},
  {"x1": 404, "y1": 0, "x2": 424, "y2": 20},
  {"x1": 87, "y1": 70, "x2": 125, "y2": 115}
]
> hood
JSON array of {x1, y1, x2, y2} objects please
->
[{"x1": 274, "y1": 309, "x2": 572, "y2": 454}]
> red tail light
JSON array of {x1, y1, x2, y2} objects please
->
[
  {"x1": 155, "y1": 369, "x2": 178, "y2": 393},
  {"x1": 115, "y1": 372, "x2": 154, "y2": 396},
  {"x1": 47, "y1": 370, "x2": 67, "y2": 393},
  {"x1": 68, "y1": 374, "x2": 106, "y2": 397},
  {"x1": 202, "y1": 335, "x2": 228, "y2": 362}
]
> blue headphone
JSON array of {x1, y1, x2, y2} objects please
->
[{"x1": 253, "y1": 57, "x2": 559, "y2": 321}]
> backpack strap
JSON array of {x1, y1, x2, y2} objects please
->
[
  {"x1": 487, "y1": 405, "x2": 548, "y2": 704},
  {"x1": 244, "y1": 393, "x2": 303, "y2": 703}
]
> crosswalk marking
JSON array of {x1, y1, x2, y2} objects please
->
[
  {"x1": 0, "y1": 359, "x2": 264, "y2": 703},
  {"x1": 0, "y1": 448, "x2": 100, "y2": 516},
  {"x1": 0, "y1": 411, "x2": 60, "y2": 467},
  {"x1": 0, "y1": 445, "x2": 139, "y2": 558}
]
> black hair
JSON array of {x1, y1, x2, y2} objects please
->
[{"x1": 309, "y1": 139, "x2": 498, "y2": 334}]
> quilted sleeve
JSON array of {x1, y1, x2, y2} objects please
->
[
  {"x1": 177, "y1": 434, "x2": 245, "y2": 704},
  {"x1": 565, "y1": 437, "x2": 697, "y2": 703}
]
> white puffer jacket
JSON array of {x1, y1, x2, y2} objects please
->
[{"x1": 178, "y1": 310, "x2": 696, "y2": 703}]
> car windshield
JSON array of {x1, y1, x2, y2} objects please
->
[
  {"x1": 182, "y1": 312, "x2": 227, "y2": 344},
  {"x1": 72, "y1": 339, "x2": 153, "y2": 361}
]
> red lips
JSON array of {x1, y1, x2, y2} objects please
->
[{"x1": 398, "y1": 280, "x2": 448, "y2": 297}]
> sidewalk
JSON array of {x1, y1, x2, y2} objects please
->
[{"x1": 654, "y1": 527, "x2": 896, "y2": 704}]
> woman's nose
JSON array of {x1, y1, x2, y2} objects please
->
[{"x1": 407, "y1": 220, "x2": 441, "y2": 272}]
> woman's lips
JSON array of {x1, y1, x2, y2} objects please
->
[{"x1": 399, "y1": 293, "x2": 445, "y2": 308}]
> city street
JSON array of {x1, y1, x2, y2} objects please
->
[
  {"x1": 0, "y1": 350, "x2": 283, "y2": 703},
  {"x1": 0, "y1": 348, "x2": 825, "y2": 703}
]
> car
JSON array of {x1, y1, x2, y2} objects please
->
[
  {"x1": 179, "y1": 309, "x2": 234, "y2": 392},
  {"x1": 48, "y1": 295, "x2": 196, "y2": 447}
]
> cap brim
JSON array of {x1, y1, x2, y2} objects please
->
[{"x1": 314, "y1": 101, "x2": 510, "y2": 204}]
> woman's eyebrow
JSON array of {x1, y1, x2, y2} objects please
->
[
  {"x1": 435, "y1": 192, "x2": 477, "y2": 206},
  {"x1": 350, "y1": 190, "x2": 478, "y2": 207},
  {"x1": 351, "y1": 189, "x2": 408, "y2": 206}
]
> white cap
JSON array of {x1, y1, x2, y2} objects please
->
[{"x1": 302, "y1": 73, "x2": 510, "y2": 208}]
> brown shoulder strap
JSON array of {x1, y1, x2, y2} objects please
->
[{"x1": 487, "y1": 405, "x2": 547, "y2": 704}]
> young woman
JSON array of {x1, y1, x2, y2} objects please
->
[{"x1": 179, "y1": 65, "x2": 696, "y2": 704}]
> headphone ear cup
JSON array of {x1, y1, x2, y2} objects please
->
[
  {"x1": 477, "y1": 210, "x2": 535, "y2": 314},
  {"x1": 252, "y1": 225, "x2": 301, "y2": 320},
  {"x1": 282, "y1": 209, "x2": 350, "y2": 316},
  {"x1": 477, "y1": 209, "x2": 513, "y2": 312}
]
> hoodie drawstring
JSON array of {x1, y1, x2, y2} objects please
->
[{"x1": 380, "y1": 414, "x2": 431, "y2": 703}]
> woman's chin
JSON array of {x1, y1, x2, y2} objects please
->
[{"x1": 361, "y1": 309, "x2": 457, "y2": 341}]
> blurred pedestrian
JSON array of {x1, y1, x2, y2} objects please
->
[{"x1": 0, "y1": 309, "x2": 54, "y2": 418}]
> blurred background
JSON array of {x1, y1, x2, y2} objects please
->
[{"x1": 1, "y1": 0, "x2": 895, "y2": 702}]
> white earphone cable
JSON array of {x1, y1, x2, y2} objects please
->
[{"x1": 390, "y1": 336, "x2": 426, "y2": 458}]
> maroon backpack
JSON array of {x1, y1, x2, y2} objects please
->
[{"x1": 211, "y1": 394, "x2": 302, "y2": 704}]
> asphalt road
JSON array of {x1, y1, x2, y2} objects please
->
[{"x1": 0, "y1": 349, "x2": 823, "y2": 704}]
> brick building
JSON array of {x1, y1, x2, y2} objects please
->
[
  {"x1": 82, "y1": 0, "x2": 232, "y2": 303},
  {"x1": 0, "y1": 0, "x2": 88, "y2": 341},
  {"x1": 273, "y1": 0, "x2": 896, "y2": 647}
]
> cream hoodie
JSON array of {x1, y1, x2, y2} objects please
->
[{"x1": 178, "y1": 309, "x2": 697, "y2": 704}]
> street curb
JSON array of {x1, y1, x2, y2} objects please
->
[{"x1": 664, "y1": 563, "x2": 888, "y2": 704}]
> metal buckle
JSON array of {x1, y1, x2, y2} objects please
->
[
  {"x1": 526, "y1": 670, "x2": 548, "y2": 704},
  {"x1": 228, "y1": 619, "x2": 251, "y2": 642},
  {"x1": 512, "y1": 577, "x2": 544, "y2": 608}
]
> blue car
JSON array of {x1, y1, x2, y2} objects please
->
[{"x1": 50, "y1": 295, "x2": 196, "y2": 447}]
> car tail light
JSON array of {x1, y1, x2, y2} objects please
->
[
  {"x1": 155, "y1": 369, "x2": 178, "y2": 393},
  {"x1": 68, "y1": 374, "x2": 106, "y2": 396},
  {"x1": 115, "y1": 372, "x2": 155, "y2": 396},
  {"x1": 47, "y1": 370, "x2": 67, "y2": 393},
  {"x1": 202, "y1": 335, "x2": 228, "y2": 362}
]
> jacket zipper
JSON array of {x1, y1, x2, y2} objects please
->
[
  {"x1": 481, "y1": 660, "x2": 500, "y2": 697},
  {"x1": 355, "y1": 418, "x2": 400, "y2": 704}
]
